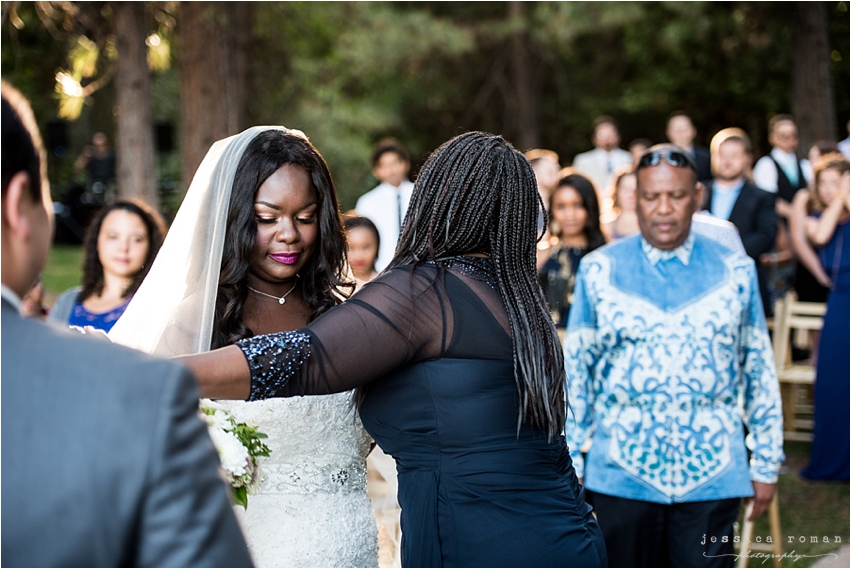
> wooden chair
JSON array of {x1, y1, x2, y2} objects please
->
[
  {"x1": 736, "y1": 496, "x2": 783, "y2": 568},
  {"x1": 771, "y1": 292, "x2": 825, "y2": 442}
]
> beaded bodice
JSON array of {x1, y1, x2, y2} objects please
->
[
  {"x1": 220, "y1": 393, "x2": 378, "y2": 567},
  {"x1": 219, "y1": 393, "x2": 372, "y2": 495},
  {"x1": 427, "y1": 255, "x2": 497, "y2": 290}
]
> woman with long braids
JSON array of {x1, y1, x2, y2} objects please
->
[
  {"x1": 109, "y1": 127, "x2": 378, "y2": 567},
  {"x1": 178, "y1": 131, "x2": 607, "y2": 568}
]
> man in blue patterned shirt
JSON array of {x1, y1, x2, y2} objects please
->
[{"x1": 564, "y1": 144, "x2": 784, "y2": 567}]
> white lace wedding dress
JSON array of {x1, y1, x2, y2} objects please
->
[{"x1": 222, "y1": 393, "x2": 378, "y2": 568}]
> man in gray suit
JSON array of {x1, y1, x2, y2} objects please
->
[{"x1": 1, "y1": 81, "x2": 252, "y2": 567}]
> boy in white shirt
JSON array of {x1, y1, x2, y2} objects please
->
[{"x1": 355, "y1": 138, "x2": 414, "y2": 272}]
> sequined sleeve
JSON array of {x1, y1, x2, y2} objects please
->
[
  {"x1": 237, "y1": 331, "x2": 311, "y2": 401},
  {"x1": 234, "y1": 266, "x2": 456, "y2": 400}
]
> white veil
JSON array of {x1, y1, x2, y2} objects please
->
[{"x1": 109, "y1": 125, "x2": 304, "y2": 357}]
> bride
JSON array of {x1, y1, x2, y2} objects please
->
[{"x1": 109, "y1": 126, "x2": 378, "y2": 567}]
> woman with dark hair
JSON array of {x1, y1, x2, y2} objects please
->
[
  {"x1": 109, "y1": 127, "x2": 378, "y2": 567},
  {"x1": 178, "y1": 131, "x2": 607, "y2": 568},
  {"x1": 49, "y1": 198, "x2": 165, "y2": 331},
  {"x1": 539, "y1": 173, "x2": 607, "y2": 330},
  {"x1": 343, "y1": 215, "x2": 380, "y2": 289}
]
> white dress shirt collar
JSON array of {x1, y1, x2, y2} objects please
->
[
  {"x1": 770, "y1": 147, "x2": 798, "y2": 167},
  {"x1": 1, "y1": 283, "x2": 23, "y2": 314},
  {"x1": 641, "y1": 231, "x2": 695, "y2": 266}
]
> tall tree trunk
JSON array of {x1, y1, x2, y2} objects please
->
[
  {"x1": 508, "y1": 1, "x2": 539, "y2": 151},
  {"x1": 791, "y1": 1, "x2": 836, "y2": 155},
  {"x1": 178, "y1": 2, "x2": 251, "y2": 193},
  {"x1": 113, "y1": 1, "x2": 158, "y2": 208}
]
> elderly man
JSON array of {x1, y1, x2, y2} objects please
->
[{"x1": 564, "y1": 144, "x2": 784, "y2": 567}]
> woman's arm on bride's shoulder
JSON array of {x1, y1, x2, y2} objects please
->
[
  {"x1": 180, "y1": 266, "x2": 444, "y2": 402},
  {"x1": 176, "y1": 345, "x2": 251, "y2": 400}
]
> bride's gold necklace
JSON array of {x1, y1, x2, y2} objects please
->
[{"x1": 247, "y1": 280, "x2": 298, "y2": 305}]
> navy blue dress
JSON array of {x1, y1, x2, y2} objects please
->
[
  {"x1": 802, "y1": 219, "x2": 850, "y2": 481},
  {"x1": 239, "y1": 258, "x2": 607, "y2": 568},
  {"x1": 538, "y1": 245, "x2": 587, "y2": 328}
]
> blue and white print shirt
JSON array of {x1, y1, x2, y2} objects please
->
[{"x1": 564, "y1": 232, "x2": 784, "y2": 504}]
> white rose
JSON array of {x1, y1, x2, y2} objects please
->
[
  {"x1": 208, "y1": 427, "x2": 250, "y2": 479},
  {"x1": 206, "y1": 409, "x2": 231, "y2": 431}
]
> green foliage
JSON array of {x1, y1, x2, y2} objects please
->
[
  {"x1": 2, "y1": 1, "x2": 179, "y2": 203},
  {"x1": 224, "y1": 417, "x2": 269, "y2": 509},
  {"x1": 527, "y1": 1, "x2": 799, "y2": 157},
  {"x1": 42, "y1": 245, "x2": 84, "y2": 302},
  {"x1": 68, "y1": 35, "x2": 100, "y2": 77},
  {"x1": 250, "y1": 2, "x2": 477, "y2": 209},
  {"x1": 232, "y1": 485, "x2": 248, "y2": 509},
  {"x1": 146, "y1": 33, "x2": 170, "y2": 72},
  {"x1": 3, "y1": 2, "x2": 849, "y2": 210},
  {"x1": 230, "y1": 422, "x2": 271, "y2": 460},
  {"x1": 200, "y1": 404, "x2": 271, "y2": 459},
  {"x1": 829, "y1": 1, "x2": 850, "y2": 128}
]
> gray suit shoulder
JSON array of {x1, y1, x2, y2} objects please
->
[
  {"x1": 48, "y1": 286, "x2": 81, "y2": 324},
  {"x1": 1, "y1": 304, "x2": 252, "y2": 567}
]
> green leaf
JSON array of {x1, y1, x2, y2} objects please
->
[{"x1": 232, "y1": 485, "x2": 248, "y2": 509}]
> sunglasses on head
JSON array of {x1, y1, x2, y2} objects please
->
[{"x1": 637, "y1": 150, "x2": 697, "y2": 172}]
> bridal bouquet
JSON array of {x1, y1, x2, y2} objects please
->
[{"x1": 199, "y1": 399, "x2": 270, "y2": 508}]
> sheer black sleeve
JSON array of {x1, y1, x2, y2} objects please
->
[{"x1": 238, "y1": 265, "x2": 453, "y2": 399}]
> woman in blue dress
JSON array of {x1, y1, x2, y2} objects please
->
[
  {"x1": 49, "y1": 198, "x2": 165, "y2": 332},
  {"x1": 179, "y1": 132, "x2": 607, "y2": 567},
  {"x1": 801, "y1": 153, "x2": 850, "y2": 481}
]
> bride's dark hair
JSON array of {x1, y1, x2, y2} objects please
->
[
  {"x1": 389, "y1": 131, "x2": 566, "y2": 438},
  {"x1": 211, "y1": 129, "x2": 353, "y2": 349}
]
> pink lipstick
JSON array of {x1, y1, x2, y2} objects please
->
[{"x1": 269, "y1": 252, "x2": 300, "y2": 265}]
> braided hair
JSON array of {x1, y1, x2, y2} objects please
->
[
  {"x1": 212, "y1": 130, "x2": 353, "y2": 349},
  {"x1": 390, "y1": 131, "x2": 566, "y2": 438}
]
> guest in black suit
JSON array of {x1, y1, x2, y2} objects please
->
[
  {"x1": 754, "y1": 115, "x2": 826, "y2": 305},
  {"x1": 703, "y1": 127, "x2": 778, "y2": 314},
  {"x1": 1, "y1": 80, "x2": 252, "y2": 567},
  {"x1": 667, "y1": 111, "x2": 712, "y2": 182}
]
